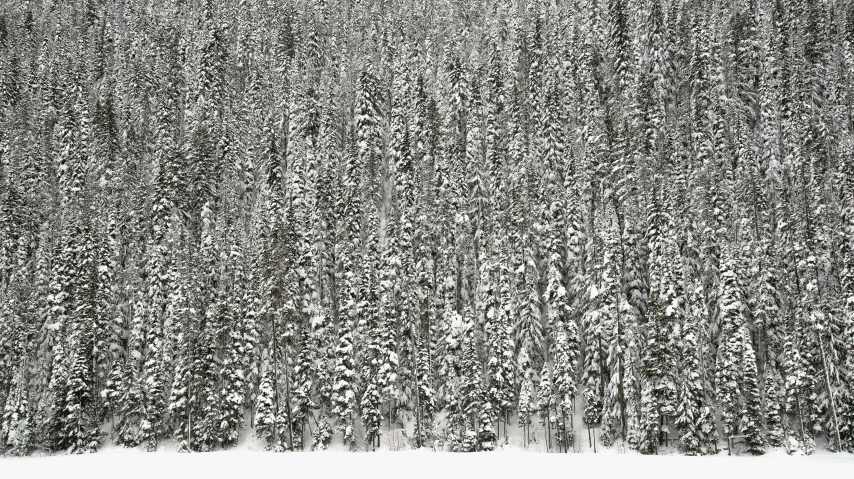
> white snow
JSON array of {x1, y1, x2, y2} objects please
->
[{"x1": 2, "y1": 443, "x2": 852, "y2": 479}]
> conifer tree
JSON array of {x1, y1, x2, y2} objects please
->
[
  {"x1": 1, "y1": 366, "x2": 32, "y2": 456},
  {"x1": 552, "y1": 322, "x2": 580, "y2": 453},
  {"x1": 764, "y1": 364, "x2": 786, "y2": 448},
  {"x1": 0, "y1": 0, "x2": 852, "y2": 459},
  {"x1": 486, "y1": 267, "x2": 515, "y2": 440},
  {"x1": 716, "y1": 258, "x2": 747, "y2": 440},
  {"x1": 331, "y1": 321, "x2": 356, "y2": 447},
  {"x1": 537, "y1": 363, "x2": 555, "y2": 452},
  {"x1": 254, "y1": 352, "x2": 277, "y2": 449},
  {"x1": 517, "y1": 364, "x2": 535, "y2": 447},
  {"x1": 741, "y1": 327, "x2": 764, "y2": 455}
]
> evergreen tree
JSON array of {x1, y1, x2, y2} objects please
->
[
  {"x1": 254, "y1": 353, "x2": 277, "y2": 449},
  {"x1": 331, "y1": 321, "x2": 356, "y2": 447},
  {"x1": 764, "y1": 365, "x2": 786, "y2": 448},
  {"x1": 537, "y1": 363, "x2": 555, "y2": 452},
  {"x1": 716, "y1": 258, "x2": 748, "y2": 440},
  {"x1": 740, "y1": 327, "x2": 764, "y2": 455},
  {"x1": 1, "y1": 366, "x2": 32, "y2": 455},
  {"x1": 0, "y1": 0, "x2": 851, "y2": 459},
  {"x1": 517, "y1": 364, "x2": 535, "y2": 447}
]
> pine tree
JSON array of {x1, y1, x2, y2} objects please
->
[
  {"x1": 167, "y1": 256, "x2": 193, "y2": 448},
  {"x1": 486, "y1": 267, "x2": 515, "y2": 440},
  {"x1": 840, "y1": 314, "x2": 854, "y2": 452},
  {"x1": 581, "y1": 287, "x2": 607, "y2": 434},
  {"x1": 537, "y1": 363, "x2": 554, "y2": 451},
  {"x1": 219, "y1": 294, "x2": 246, "y2": 448},
  {"x1": 331, "y1": 322, "x2": 356, "y2": 447},
  {"x1": 552, "y1": 322, "x2": 579, "y2": 453},
  {"x1": 716, "y1": 258, "x2": 747, "y2": 440},
  {"x1": 0, "y1": 0, "x2": 852, "y2": 459},
  {"x1": 254, "y1": 353, "x2": 277, "y2": 449},
  {"x1": 764, "y1": 365, "x2": 786, "y2": 448},
  {"x1": 56, "y1": 220, "x2": 102, "y2": 454},
  {"x1": 459, "y1": 310, "x2": 482, "y2": 448},
  {"x1": 783, "y1": 322, "x2": 817, "y2": 454},
  {"x1": 1, "y1": 366, "x2": 32, "y2": 455},
  {"x1": 359, "y1": 228, "x2": 383, "y2": 449},
  {"x1": 740, "y1": 327, "x2": 764, "y2": 455},
  {"x1": 311, "y1": 414, "x2": 332, "y2": 451},
  {"x1": 413, "y1": 334, "x2": 436, "y2": 448},
  {"x1": 675, "y1": 308, "x2": 714, "y2": 456},
  {"x1": 517, "y1": 365, "x2": 536, "y2": 447},
  {"x1": 291, "y1": 328, "x2": 315, "y2": 450},
  {"x1": 602, "y1": 294, "x2": 641, "y2": 449}
]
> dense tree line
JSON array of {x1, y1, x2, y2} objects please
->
[{"x1": 1, "y1": 0, "x2": 853, "y2": 456}]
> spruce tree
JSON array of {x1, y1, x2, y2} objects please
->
[{"x1": 740, "y1": 327, "x2": 765, "y2": 455}]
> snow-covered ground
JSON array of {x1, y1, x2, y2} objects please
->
[
  {"x1": 5, "y1": 417, "x2": 853, "y2": 477},
  {"x1": 3, "y1": 442, "x2": 853, "y2": 479},
  {"x1": 4, "y1": 417, "x2": 853, "y2": 478}
]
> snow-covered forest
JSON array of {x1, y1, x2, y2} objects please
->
[{"x1": 1, "y1": 0, "x2": 854, "y2": 458}]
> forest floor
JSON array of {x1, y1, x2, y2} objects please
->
[
  {"x1": 3, "y1": 434, "x2": 853, "y2": 479},
  {"x1": 3, "y1": 414, "x2": 853, "y2": 478}
]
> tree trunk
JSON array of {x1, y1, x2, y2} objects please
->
[
  {"x1": 562, "y1": 413, "x2": 568, "y2": 453},
  {"x1": 546, "y1": 413, "x2": 552, "y2": 452},
  {"x1": 617, "y1": 316, "x2": 627, "y2": 440},
  {"x1": 271, "y1": 318, "x2": 280, "y2": 449},
  {"x1": 817, "y1": 327, "x2": 842, "y2": 449},
  {"x1": 414, "y1": 350, "x2": 422, "y2": 449},
  {"x1": 283, "y1": 345, "x2": 294, "y2": 450}
]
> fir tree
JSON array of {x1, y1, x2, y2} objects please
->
[
  {"x1": 740, "y1": 327, "x2": 764, "y2": 455},
  {"x1": 537, "y1": 363, "x2": 555, "y2": 451}
]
